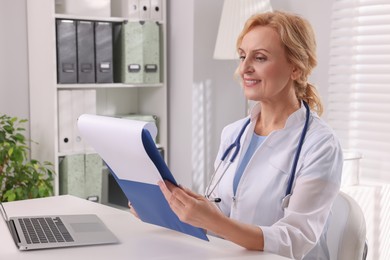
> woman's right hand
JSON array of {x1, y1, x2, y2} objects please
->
[{"x1": 128, "y1": 201, "x2": 140, "y2": 219}]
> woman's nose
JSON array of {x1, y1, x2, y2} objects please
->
[{"x1": 240, "y1": 58, "x2": 254, "y2": 74}]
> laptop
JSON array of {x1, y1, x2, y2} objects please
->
[{"x1": 0, "y1": 202, "x2": 119, "y2": 251}]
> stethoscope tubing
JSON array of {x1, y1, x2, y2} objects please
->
[
  {"x1": 285, "y1": 101, "x2": 310, "y2": 196},
  {"x1": 205, "y1": 101, "x2": 311, "y2": 205}
]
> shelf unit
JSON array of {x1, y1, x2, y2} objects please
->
[
  {"x1": 57, "y1": 83, "x2": 164, "y2": 89},
  {"x1": 26, "y1": 0, "x2": 168, "y2": 195}
]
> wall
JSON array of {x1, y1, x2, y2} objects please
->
[
  {"x1": 166, "y1": 0, "x2": 195, "y2": 187},
  {"x1": 168, "y1": 0, "x2": 247, "y2": 189},
  {"x1": 0, "y1": 0, "x2": 30, "y2": 135}
]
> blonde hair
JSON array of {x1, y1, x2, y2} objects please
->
[{"x1": 236, "y1": 11, "x2": 323, "y2": 116}]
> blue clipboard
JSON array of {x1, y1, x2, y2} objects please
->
[{"x1": 105, "y1": 129, "x2": 208, "y2": 241}]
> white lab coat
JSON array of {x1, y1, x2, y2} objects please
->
[{"x1": 211, "y1": 102, "x2": 343, "y2": 260}]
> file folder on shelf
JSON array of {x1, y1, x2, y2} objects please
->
[
  {"x1": 58, "y1": 90, "x2": 73, "y2": 153},
  {"x1": 139, "y1": 0, "x2": 151, "y2": 20},
  {"x1": 71, "y1": 90, "x2": 85, "y2": 152},
  {"x1": 77, "y1": 20, "x2": 95, "y2": 83},
  {"x1": 59, "y1": 154, "x2": 86, "y2": 198},
  {"x1": 78, "y1": 114, "x2": 208, "y2": 241},
  {"x1": 58, "y1": 90, "x2": 96, "y2": 154},
  {"x1": 142, "y1": 21, "x2": 160, "y2": 84},
  {"x1": 85, "y1": 153, "x2": 104, "y2": 202},
  {"x1": 114, "y1": 21, "x2": 143, "y2": 84},
  {"x1": 128, "y1": 0, "x2": 141, "y2": 20},
  {"x1": 150, "y1": 0, "x2": 163, "y2": 21},
  {"x1": 114, "y1": 21, "x2": 160, "y2": 84},
  {"x1": 59, "y1": 153, "x2": 103, "y2": 202},
  {"x1": 95, "y1": 22, "x2": 113, "y2": 83},
  {"x1": 56, "y1": 19, "x2": 77, "y2": 84}
]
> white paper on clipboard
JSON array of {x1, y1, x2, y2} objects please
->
[{"x1": 77, "y1": 114, "x2": 161, "y2": 185}]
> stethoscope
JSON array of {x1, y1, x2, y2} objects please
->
[{"x1": 205, "y1": 101, "x2": 311, "y2": 209}]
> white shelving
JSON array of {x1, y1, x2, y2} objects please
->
[
  {"x1": 26, "y1": 0, "x2": 168, "y2": 195},
  {"x1": 57, "y1": 83, "x2": 164, "y2": 89}
]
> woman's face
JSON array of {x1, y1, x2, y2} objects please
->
[{"x1": 238, "y1": 25, "x2": 297, "y2": 103}]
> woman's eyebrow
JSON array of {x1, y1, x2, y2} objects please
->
[{"x1": 238, "y1": 47, "x2": 270, "y2": 54}]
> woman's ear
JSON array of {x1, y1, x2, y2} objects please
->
[{"x1": 291, "y1": 66, "x2": 301, "y2": 81}]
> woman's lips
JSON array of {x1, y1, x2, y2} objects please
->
[{"x1": 243, "y1": 79, "x2": 261, "y2": 86}]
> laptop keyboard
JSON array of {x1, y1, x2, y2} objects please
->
[{"x1": 18, "y1": 217, "x2": 74, "y2": 244}]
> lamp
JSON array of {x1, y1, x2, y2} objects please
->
[{"x1": 213, "y1": 0, "x2": 273, "y2": 60}]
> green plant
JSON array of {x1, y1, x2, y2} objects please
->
[{"x1": 0, "y1": 114, "x2": 54, "y2": 202}]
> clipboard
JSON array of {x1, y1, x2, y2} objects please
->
[{"x1": 77, "y1": 114, "x2": 208, "y2": 241}]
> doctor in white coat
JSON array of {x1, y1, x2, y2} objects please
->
[{"x1": 158, "y1": 11, "x2": 343, "y2": 260}]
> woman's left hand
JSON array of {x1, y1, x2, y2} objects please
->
[{"x1": 158, "y1": 180, "x2": 223, "y2": 230}]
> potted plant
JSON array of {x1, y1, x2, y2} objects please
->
[{"x1": 0, "y1": 114, "x2": 54, "y2": 202}]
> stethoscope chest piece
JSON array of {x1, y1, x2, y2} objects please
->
[{"x1": 281, "y1": 194, "x2": 291, "y2": 209}]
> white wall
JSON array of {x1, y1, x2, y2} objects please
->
[
  {"x1": 166, "y1": 0, "x2": 195, "y2": 187},
  {"x1": 193, "y1": 0, "x2": 247, "y2": 186},
  {"x1": 168, "y1": 0, "x2": 247, "y2": 188},
  {"x1": 0, "y1": 0, "x2": 30, "y2": 130}
]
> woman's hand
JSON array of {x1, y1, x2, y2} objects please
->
[
  {"x1": 128, "y1": 201, "x2": 140, "y2": 219},
  {"x1": 158, "y1": 180, "x2": 224, "y2": 230},
  {"x1": 158, "y1": 179, "x2": 264, "y2": 251}
]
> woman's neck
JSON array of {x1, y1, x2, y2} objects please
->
[{"x1": 254, "y1": 99, "x2": 300, "y2": 136}]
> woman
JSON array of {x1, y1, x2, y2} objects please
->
[{"x1": 158, "y1": 11, "x2": 342, "y2": 259}]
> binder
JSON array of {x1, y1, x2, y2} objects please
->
[
  {"x1": 58, "y1": 90, "x2": 73, "y2": 153},
  {"x1": 142, "y1": 21, "x2": 160, "y2": 84},
  {"x1": 95, "y1": 22, "x2": 113, "y2": 83},
  {"x1": 71, "y1": 90, "x2": 85, "y2": 153},
  {"x1": 56, "y1": 19, "x2": 77, "y2": 83},
  {"x1": 128, "y1": 0, "x2": 140, "y2": 20},
  {"x1": 78, "y1": 114, "x2": 209, "y2": 241},
  {"x1": 139, "y1": 0, "x2": 151, "y2": 20},
  {"x1": 59, "y1": 154, "x2": 86, "y2": 198},
  {"x1": 59, "y1": 153, "x2": 103, "y2": 201},
  {"x1": 77, "y1": 20, "x2": 95, "y2": 83},
  {"x1": 111, "y1": 0, "x2": 140, "y2": 20},
  {"x1": 115, "y1": 21, "x2": 160, "y2": 84},
  {"x1": 85, "y1": 153, "x2": 103, "y2": 202},
  {"x1": 58, "y1": 90, "x2": 96, "y2": 154},
  {"x1": 112, "y1": 22, "x2": 124, "y2": 83},
  {"x1": 150, "y1": 0, "x2": 162, "y2": 21},
  {"x1": 116, "y1": 21, "x2": 143, "y2": 84}
]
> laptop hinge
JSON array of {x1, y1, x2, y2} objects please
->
[{"x1": 9, "y1": 219, "x2": 21, "y2": 244}]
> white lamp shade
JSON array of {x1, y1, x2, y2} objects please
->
[{"x1": 213, "y1": 0, "x2": 272, "y2": 60}]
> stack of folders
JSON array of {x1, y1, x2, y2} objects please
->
[
  {"x1": 59, "y1": 153, "x2": 103, "y2": 202},
  {"x1": 113, "y1": 21, "x2": 161, "y2": 84},
  {"x1": 58, "y1": 89, "x2": 96, "y2": 154},
  {"x1": 56, "y1": 19, "x2": 114, "y2": 84},
  {"x1": 56, "y1": 18, "x2": 161, "y2": 85},
  {"x1": 111, "y1": 0, "x2": 163, "y2": 22}
]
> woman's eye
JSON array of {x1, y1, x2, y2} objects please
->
[
  {"x1": 239, "y1": 55, "x2": 246, "y2": 61},
  {"x1": 256, "y1": 56, "x2": 267, "y2": 62}
]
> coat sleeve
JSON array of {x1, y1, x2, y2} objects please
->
[{"x1": 260, "y1": 132, "x2": 343, "y2": 259}]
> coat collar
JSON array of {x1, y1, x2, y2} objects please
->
[{"x1": 248, "y1": 100, "x2": 309, "y2": 129}]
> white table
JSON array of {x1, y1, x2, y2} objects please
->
[{"x1": 0, "y1": 195, "x2": 289, "y2": 260}]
